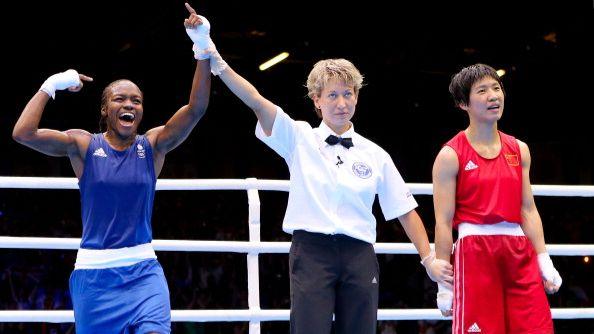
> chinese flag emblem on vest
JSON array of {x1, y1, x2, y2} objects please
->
[{"x1": 505, "y1": 154, "x2": 519, "y2": 166}]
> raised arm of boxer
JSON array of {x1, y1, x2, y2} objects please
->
[
  {"x1": 183, "y1": 2, "x2": 277, "y2": 136},
  {"x1": 13, "y1": 69, "x2": 94, "y2": 178},
  {"x1": 145, "y1": 3, "x2": 212, "y2": 175}
]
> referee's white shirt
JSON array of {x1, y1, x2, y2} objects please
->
[{"x1": 255, "y1": 107, "x2": 418, "y2": 244}]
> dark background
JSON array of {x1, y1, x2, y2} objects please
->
[{"x1": 0, "y1": 1, "x2": 592, "y2": 333}]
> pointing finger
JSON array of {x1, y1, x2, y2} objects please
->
[
  {"x1": 185, "y1": 2, "x2": 196, "y2": 14},
  {"x1": 79, "y1": 74, "x2": 93, "y2": 82}
]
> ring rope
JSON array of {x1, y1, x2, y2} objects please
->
[
  {"x1": 1, "y1": 308, "x2": 594, "y2": 323},
  {"x1": 1, "y1": 176, "x2": 592, "y2": 328},
  {"x1": 1, "y1": 177, "x2": 593, "y2": 196},
  {"x1": 1, "y1": 237, "x2": 593, "y2": 256}
]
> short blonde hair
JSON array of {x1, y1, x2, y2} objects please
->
[{"x1": 306, "y1": 59, "x2": 364, "y2": 117}]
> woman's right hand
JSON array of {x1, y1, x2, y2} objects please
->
[{"x1": 40, "y1": 69, "x2": 93, "y2": 98}]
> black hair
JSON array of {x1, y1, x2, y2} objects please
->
[
  {"x1": 99, "y1": 79, "x2": 143, "y2": 132},
  {"x1": 448, "y1": 63, "x2": 504, "y2": 107}
]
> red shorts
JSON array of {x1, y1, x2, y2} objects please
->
[{"x1": 452, "y1": 224, "x2": 553, "y2": 334}]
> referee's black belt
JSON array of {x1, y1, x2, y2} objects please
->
[{"x1": 292, "y1": 230, "x2": 370, "y2": 246}]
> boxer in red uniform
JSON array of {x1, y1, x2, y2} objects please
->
[{"x1": 432, "y1": 64, "x2": 562, "y2": 334}]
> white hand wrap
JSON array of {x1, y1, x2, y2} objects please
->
[
  {"x1": 185, "y1": 15, "x2": 228, "y2": 75},
  {"x1": 537, "y1": 252, "x2": 562, "y2": 288},
  {"x1": 436, "y1": 282, "x2": 453, "y2": 314},
  {"x1": 191, "y1": 39, "x2": 215, "y2": 60},
  {"x1": 185, "y1": 15, "x2": 211, "y2": 51},
  {"x1": 39, "y1": 69, "x2": 81, "y2": 99}
]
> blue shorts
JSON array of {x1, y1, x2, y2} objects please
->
[{"x1": 69, "y1": 259, "x2": 171, "y2": 334}]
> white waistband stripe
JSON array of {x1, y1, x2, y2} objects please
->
[
  {"x1": 458, "y1": 222, "x2": 525, "y2": 239},
  {"x1": 74, "y1": 243, "x2": 157, "y2": 270}
]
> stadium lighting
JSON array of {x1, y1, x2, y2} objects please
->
[{"x1": 259, "y1": 52, "x2": 290, "y2": 71}]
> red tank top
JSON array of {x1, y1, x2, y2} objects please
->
[{"x1": 445, "y1": 131, "x2": 522, "y2": 229}]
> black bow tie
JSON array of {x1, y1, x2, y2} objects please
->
[{"x1": 325, "y1": 135, "x2": 354, "y2": 149}]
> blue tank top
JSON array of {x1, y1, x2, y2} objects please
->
[{"x1": 79, "y1": 133, "x2": 156, "y2": 249}]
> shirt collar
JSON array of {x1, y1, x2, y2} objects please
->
[{"x1": 317, "y1": 120, "x2": 356, "y2": 141}]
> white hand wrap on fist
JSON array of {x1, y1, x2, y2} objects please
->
[
  {"x1": 185, "y1": 14, "x2": 212, "y2": 59},
  {"x1": 39, "y1": 69, "x2": 81, "y2": 99},
  {"x1": 185, "y1": 15, "x2": 228, "y2": 75},
  {"x1": 537, "y1": 252, "x2": 562, "y2": 289},
  {"x1": 436, "y1": 282, "x2": 453, "y2": 314}
]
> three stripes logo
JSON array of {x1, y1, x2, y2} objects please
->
[
  {"x1": 93, "y1": 148, "x2": 107, "y2": 158},
  {"x1": 467, "y1": 322, "x2": 481, "y2": 332},
  {"x1": 464, "y1": 160, "x2": 478, "y2": 171}
]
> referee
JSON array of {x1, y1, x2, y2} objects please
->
[{"x1": 182, "y1": 9, "x2": 452, "y2": 331}]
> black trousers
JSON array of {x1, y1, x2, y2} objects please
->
[{"x1": 289, "y1": 230, "x2": 379, "y2": 334}]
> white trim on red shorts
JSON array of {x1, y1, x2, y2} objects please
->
[{"x1": 458, "y1": 221, "x2": 524, "y2": 239}]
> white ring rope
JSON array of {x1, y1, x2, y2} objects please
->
[
  {"x1": 1, "y1": 308, "x2": 594, "y2": 323},
  {"x1": 1, "y1": 237, "x2": 593, "y2": 256},
  {"x1": 1, "y1": 177, "x2": 594, "y2": 196},
  {"x1": 1, "y1": 176, "x2": 592, "y2": 328}
]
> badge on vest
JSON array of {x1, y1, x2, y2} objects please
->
[
  {"x1": 352, "y1": 162, "x2": 372, "y2": 179},
  {"x1": 137, "y1": 144, "x2": 146, "y2": 159},
  {"x1": 505, "y1": 154, "x2": 519, "y2": 166}
]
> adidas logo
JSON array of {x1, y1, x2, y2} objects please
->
[
  {"x1": 467, "y1": 322, "x2": 481, "y2": 332},
  {"x1": 464, "y1": 160, "x2": 478, "y2": 171},
  {"x1": 93, "y1": 148, "x2": 107, "y2": 158},
  {"x1": 371, "y1": 277, "x2": 377, "y2": 284}
]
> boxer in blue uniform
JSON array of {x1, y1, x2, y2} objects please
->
[{"x1": 12, "y1": 7, "x2": 211, "y2": 333}]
